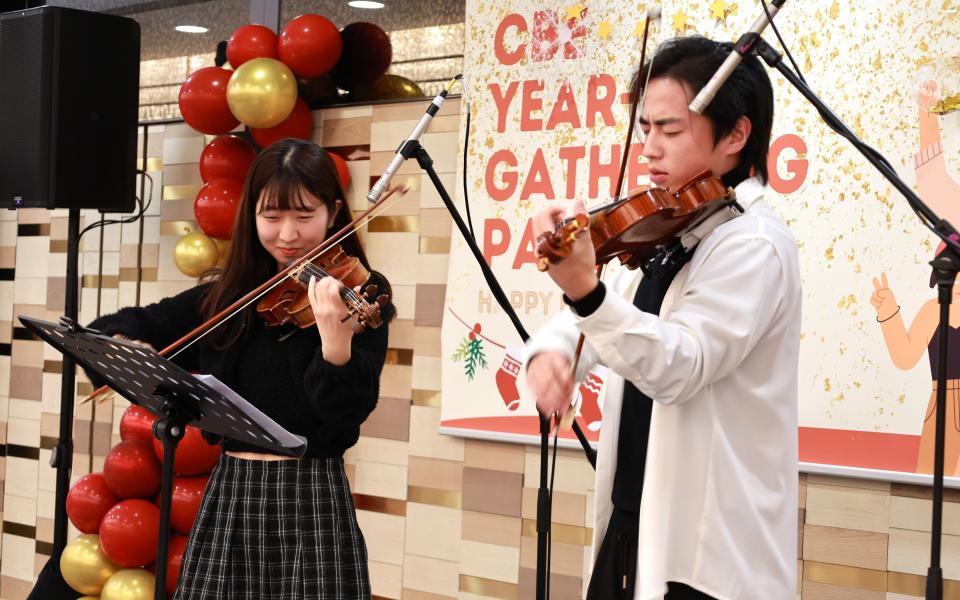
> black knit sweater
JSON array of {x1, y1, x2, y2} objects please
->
[{"x1": 87, "y1": 282, "x2": 391, "y2": 458}]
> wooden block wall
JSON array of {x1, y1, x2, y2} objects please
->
[{"x1": 0, "y1": 98, "x2": 957, "y2": 599}]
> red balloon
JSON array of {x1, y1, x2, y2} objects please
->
[
  {"x1": 194, "y1": 178, "x2": 243, "y2": 240},
  {"x1": 165, "y1": 535, "x2": 190, "y2": 597},
  {"x1": 278, "y1": 14, "x2": 342, "y2": 78},
  {"x1": 199, "y1": 135, "x2": 257, "y2": 183},
  {"x1": 251, "y1": 98, "x2": 314, "y2": 149},
  {"x1": 327, "y1": 151, "x2": 350, "y2": 189},
  {"x1": 152, "y1": 425, "x2": 220, "y2": 476},
  {"x1": 226, "y1": 24, "x2": 278, "y2": 69},
  {"x1": 66, "y1": 473, "x2": 118, "y2": 533},
  {"x1": 119, "y1": 405, "x2": 157, "y2": 443},
  {"x1": 169, "y1": 474, "x2": 209, "y2": 534},
  {"x1": 99, "y1": 499, "x2": 161, "y2": 568},
  {"x1": 331, "y1": 22, "x2": 392, "y2": 90},
  {"x1": 104, "y1": 439, "x2": 162, "y2": 499},
  {"x1": 178, "y1": 66, "x2": 239, "y2": 135}
]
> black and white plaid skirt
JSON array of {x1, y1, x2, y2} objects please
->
[{"x1": 173, "y1": 454, "x2": 370, "y2": 600}]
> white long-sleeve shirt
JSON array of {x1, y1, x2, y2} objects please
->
[{"x1": 526, "y1": 176, "x2": 801, "y2": 600}]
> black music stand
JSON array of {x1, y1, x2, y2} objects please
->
[{"x1": 19, "y1": 315, "x2": 307, "y2": 600}]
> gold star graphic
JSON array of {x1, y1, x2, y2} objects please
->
[
  {"x1": 709, "y1": 0, "x2": 730, "y2": 20},
  {"x1": 672, "y1": 9, "x2": 691, "y2": 34},
  {"x1": 598, "y1": 20, "x2": 612, "y2": 39},
  {"x1": 633, "y1": 19, "x2": 647, "y2": 38},
  {"x1": 565, "y1": 3, "x2": 586, "y2": 21}
]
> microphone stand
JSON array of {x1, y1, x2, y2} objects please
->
[
  {"x1": 376, "y1": 91, "x2": 597, "y2": 599},
  {"x1": 752, "y1": 37, "x2": 957, "y2": 600},
  {"x1": 410, "y1": 140, "x2": 596, "y2": 599}
]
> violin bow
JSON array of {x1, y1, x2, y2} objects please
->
[
  {"x1": 84, "y1": 182, "x2": 411, "y2": 405},
  {"x1": 557, "y1": 8, "x2": 659, "y2": 431}
]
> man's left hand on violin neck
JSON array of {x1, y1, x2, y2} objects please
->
[{"x1": 531, "y1": 200, "x2": 599, "y2": 301}]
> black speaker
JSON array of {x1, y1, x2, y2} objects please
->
[{"x1": 0, "y1": 6, "x2": 140, "y2": 212}]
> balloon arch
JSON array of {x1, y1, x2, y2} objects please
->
[
  {"x1": 63, "y1": 14, "x2": 424, "y2": 599},
  {"x1": 171, "y1": 16, "x2": 420, "y2": 281}
]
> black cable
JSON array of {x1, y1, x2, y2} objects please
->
[
  {"x1": 76, "y1": 170, "x2": 154, "y2": 245},
  {"x1": 757, "y1": 2, "x2": 902, "y2": 197},
  {"x1": 462, "y1": 95, "x2": 476, "y2": 240},
  {"x1": 760, "y1": 0, "x2": 806, "y2": 84},
  {"x1": 756, "y1": 2, "x2": 943, "y2": 241}
]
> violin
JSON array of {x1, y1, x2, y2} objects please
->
[
  {"x1": 535, "y1": 171, "x2": 733, "y2": 271},
  {"x1": 257, "y1": 244, "x2": 389, "y2": 333},
  {"x1": 84, "y1": 184, "x2": 408, "y2": 404}
]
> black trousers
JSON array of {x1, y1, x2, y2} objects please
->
[{"x1": 586, "y1": 508, "x2": 716, "y2": 600}]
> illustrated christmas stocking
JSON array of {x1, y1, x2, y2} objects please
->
[
  {"x1": 496, "y1": 350, "x2": 522, "y2": 411},
  {"x1": 578, "y1": 372, "x2": 604, "y2": 431}
]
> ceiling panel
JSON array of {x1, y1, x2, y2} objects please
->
[{"x1": 45, "y1": 0, "x2": 464, "y2": 61}]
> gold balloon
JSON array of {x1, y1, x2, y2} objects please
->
[
  {"x1": 60, "y1": 534, "x2": 120, "y2": 596},
  {"x1": 226, "y1": 57, "x2": 298, "y2": 128},
  {"x1": 349, "y1": 74, "x2": 424, "y2": 103},
  {"x1": 100, "y1": 569, "x2": 154, "y2": 600},
  {"x1": 174, "y1": 230, "x2": 219, "y2": 277}
]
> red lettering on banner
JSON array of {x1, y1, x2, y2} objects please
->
[
  {"x1": 519, "y1": 148, "x2": 555, "y2": 200},
  {"x1": 520, "y1": 79, "x2": 545, "y2": 132},
  {"x1": 532, "y1": 11, "x2": 560, "y2": 62},
  {"x1": 546, "y1": 84, "x2": 582, "y2": 130},
  {"x1": 768, "y1": 134, "x2": 808, "y2": 194},
  {"x1": 587, "y1": 74, "x2": 617, "y2": 128},
  {"x1": 589, "y1": 144, "x2": 620, "y2": 198},
  {"x1": 494, "y1": 11, "x2": 588, "y2": 66},
  {"x1": 559, "y1": 146, "x2": 586, "y2": 198},
  {"x1": 494, "y1": 13, "x2": 526, "y2": 66},
  {"x1": 563, "y1": 17, "x2": 587, "y2": 59},
  {"x1": 488, "y1": 82, "x2": 519, "y2": 133},
  {"x1": 483, "y1": 218, "x2": 512, "y2": 266},
  {"x1": 485, "y1": 149, "x2": 518, "y2": 201},
  {"x1": 513, "y1": 219, "x2": 538, "y2": 269}
]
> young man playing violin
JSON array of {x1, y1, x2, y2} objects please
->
[{"x1": 526, "y1": 36, "x2": 801, "y2": 600}]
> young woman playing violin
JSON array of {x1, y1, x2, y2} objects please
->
[
  {"x1": 526, "y1": 36, "x2": 801, "y2": 600},
  {"x1": 87, "y1": 138, "x2": 394, "y2": 599}
]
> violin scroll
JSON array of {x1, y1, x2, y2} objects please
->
[
  {"x1": 535, "y1": 213, "x2": 589, "y2": 272},
  {"x1": 340, "y1": 284, "x2": 390, "y2": 334}
]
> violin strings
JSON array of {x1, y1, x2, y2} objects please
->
[
  {"x1": 297, "y1": 262, "x2": 369, "y2": 306},
  {"x1": 168, "y1": 185, "x2": 403, "y2": 359}
]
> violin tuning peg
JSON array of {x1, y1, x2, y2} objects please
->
[
  {"x1": 363, "y1": 284, "x2": 377, "y2": 298},
  {"x1": 376, "y1": 294, "x2": 389, "y2": 306}
]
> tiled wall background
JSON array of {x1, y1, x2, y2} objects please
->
[{"x1": 0, "y1": 100, "x2": 958, "y2": 599}]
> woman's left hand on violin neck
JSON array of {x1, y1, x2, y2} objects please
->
[
  {"x1": 308, "y1": 275, "x2": 358, "y2": 365},
  {"x1": 531, "y1": 199, "x2": 599, "y2": 301}
]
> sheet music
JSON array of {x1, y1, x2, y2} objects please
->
[{"x1": 192, "y1": 373, "x2": 306, "y2": 449}]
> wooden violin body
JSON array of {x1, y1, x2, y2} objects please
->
[
  {"x1": 256, "y1": 244, "x2": 389, "y2": 333},
  {"x1": 536, "y1": 171, "x2": 734, "y2": 270}
]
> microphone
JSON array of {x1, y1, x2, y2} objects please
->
[
  {"x1": 367, "y1": 74, "x2": 463, "y2": 203},
  {"x1": 688, "y1": 0, "x2": 787, "y2": 114}
]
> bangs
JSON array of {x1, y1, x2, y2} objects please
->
[{"x1": 257, "y1": 170, "x2": 325, "y2": 212}]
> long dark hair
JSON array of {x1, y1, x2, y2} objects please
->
[
  {"x1": 200, "y1": 138, "x2": 389, "y2": 347},
  {"x1": 634, "y1": 36, "x2": 775, "y2": 186}
]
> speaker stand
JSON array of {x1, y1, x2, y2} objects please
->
[{"x1": 26, "y1": 208, "x2": 80, "y2": 599}]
